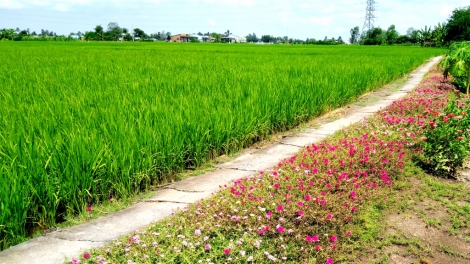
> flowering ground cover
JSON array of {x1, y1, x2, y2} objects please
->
[{"x1": 70, "y1": 68, "x2": 469, "y2": 263}]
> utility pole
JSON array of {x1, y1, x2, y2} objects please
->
[{"x1": 362, "y1": 0, "x2": 376, "y2": 38}]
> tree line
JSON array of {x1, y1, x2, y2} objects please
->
[
  {"x1": 351, "y1": 6, "x2": 469, "y2": 46},
  {"x1": 1, "y1": 5, "x2": 468, "y2": 45}
]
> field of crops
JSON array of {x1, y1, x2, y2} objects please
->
[{"x1": 0, "y1": 42, "x2": 443, "y2": 249}]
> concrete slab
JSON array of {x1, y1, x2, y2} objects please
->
[
  {"x1": 279, "y1": 133, "x2": 327, "y2": 147},
  {"x1": 318, "y1": 121, "x2": 346, "y2": 132},
  {"x1": 218, "y1": 152, "x2": 291, "y2": 171},
  {"x1": 50, "y1": 202, "x2": 183, "y2": 242},
  {"x1": 254, "y1": 143, "x2": 301, "y2": 156},
  {"x1": 384, "y1": 92, "x2": 409, "y2": 100},
  {"x1": 0, "y1": 236, "x2": 101, "y2": 264},
  {"x1": 168, "y1": 169, "x2": 249, "y2": 192},
  {"x1": 146, "y1": 189, "x2": 212, "y2": 203}
]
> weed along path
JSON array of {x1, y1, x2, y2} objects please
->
[{"x1": 0, "y1": 56, "x2": 443, "y2": 264}]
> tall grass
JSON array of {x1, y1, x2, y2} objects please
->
[{"x1": 0, "y1": 42, "x2": 443, "y2": 250}]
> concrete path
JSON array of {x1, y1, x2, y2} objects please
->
[{"x1": 0, "y1": 56, "x2": 442, "y2": 264}]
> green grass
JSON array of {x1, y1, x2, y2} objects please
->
[{"x1": 0, "y1": 41, "x2": 444, "y2": 250}]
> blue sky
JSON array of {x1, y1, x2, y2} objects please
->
[{"x1": 0, "y1": 0, "x2": 468, "y2": 40}]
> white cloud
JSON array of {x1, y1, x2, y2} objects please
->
[{"x1": 309, "y1": 16, "x2": 332, "y2": 26}]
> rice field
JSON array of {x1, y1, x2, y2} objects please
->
[{"x1": 0, "y1": 42, "x2": 443, "y2": 249}]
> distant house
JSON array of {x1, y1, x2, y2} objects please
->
[
  {"x1": 171, "y1": 34, "x2": 191, "y2": 42},
  {"x1": 221, "y1": 35, "x2": 246, "y2": 43},
  {"x1": 69, "y1": 35, "x2": 80, "y2": 40},
  {"x1": 189, "y1": 34, "x2": 215, "y2": 42}
]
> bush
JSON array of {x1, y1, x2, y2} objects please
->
[{"x1": 420, "y1": 98, "x2": 470, "y2": 176}]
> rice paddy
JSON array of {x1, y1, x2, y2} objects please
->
[{"x1": 0, "y1": 42, "x2": 444, "y2": 249}]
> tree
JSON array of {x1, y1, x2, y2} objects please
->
[
  {"x1": 166, "y1": 32, "x2": 171, "y2": 41},
  {"x1": 362, "y1": 27, "x2": 384, "y2": 45},
  {"x1": 123, "y1": 33, "x2": 133, "y2": 41},
  {"x1": 106, "y1": 22, "x2": 123, "y2": 41},
  {"x1": 407, "y1": 27, "x2": 420, "y2": 44},
  {"x1": 418, "y1": 25, "x2": 432, "y2": 46},
  {"x1": 211, "y1": 32, "x2": 221, "y2": 43},
  {"x1": 94, "y1": 25, "x2": 104, "y2": 40},
  {"x1": 337, "y1": 36, "x2": 344, "y2": 44},
  {"x1": 349, "y1": 26, "x2": 360, "y2": 44},
  {"x1": 0, "y1": 28, "x2": 15, "y2": 40},
  {"x1": 133, "y1": 28, "x2": 145, "y2": 39},
  {"x1": 444, "y1": 6, "x2": 470, "y2": 44},
  {"x1": 439, "y1": 41, "x2": 470, "y2": 95},
  {"x1": 385, "y1": 24, "x2": 399, "y2": 45},
  {"x1": 432, "y1": 22, "x2": 447, "y2": 47},
  {"x1": 224, "y1": 30, "x2": 231, "y2": 37}
]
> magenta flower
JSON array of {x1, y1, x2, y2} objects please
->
[
  {"x1": 297, "y1": 201, "x2": 303, "y2": 207},
  {"x1": 326, "y1": 258, "x2": 334, "y2": 264},
  {"x1": 330, "y1": 235, "x2": 337, "y2": 242},
  {"x1": 205, "y1": 244, "x2": 211, "y2": 250},
  {"x1": 266, "y1": 211, "x2": 272, "y2": 219},
  {"x1": 315, "y1": 245, "x2": 322, "y2": 251},
  {"x1": 86, "y1": 205, "x2": 92, "y2": 212},
  {"x1": 327, "y1": 214, "x2": 333, "y2": 219},
  {"x1": 277, "y1": 205, "x2": 284, "y2": 212},
  {"x1": 298, "y1": 210, "x2": 304, "y2": 216},
  {"x1": 346, "y1": 230, "x2": 352, "y2": 236},
  {"x1": 83, "y1": 253, "x2": 90, "y2": 259},
  {"x1": 224, "y1": 248, "x2": 231, "y2": 255},
  {"x1": 277, "y1": 226, "x2": 284, "y2": 233},
  {"x1": 304, "y1": 195, "x2": 311, "y2": 201},
  {"x1": 274, "y1": 183, "x2": 280, "y2": 189},
  {"x1": 351, "y1": 207, "x2": 357, "y2": 212}
]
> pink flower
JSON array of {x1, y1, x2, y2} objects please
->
[
  {"x1": 194, "y1": 229, "x2": 201, "y2": 236},
  {"x1": 224, "y1": 248, "x2": 231, "y2": 255},
  {"x1": 274, "y1": 183, "x2": 280, "y2": 189},
  {"x1": 346, "y1": 230, "x2": 352, "y2": 236},
  {"x1": 351, "y1": 207, "x2": 357, "y2": 212},
  {"x1": 304, "y1": 195, "x2": 311, "y2": 201},
  {"x1": 326, "y1": 258, "x2": 334, "y2": 264},
  {"x1": 298, "y1": 210, "x2": 304, "y2": 216},
  {"x1": 297, "y1": 201, "x2": 304, "y2": 207},
  {"x1": 71, "y1": 258, "x2": 80, "y2": 264},
  {"x1": 330, "y1": 235, "x2": 337, "y2": 242},
  {"x1": 277, "y1": 205, "x2": 284, "y2": 212},
  {"x1": 277, "y1": 226, "x2": 284, "y2": 233},
  {"x1": 86, "y1": 206, "x2": 92, "y2": 212},
  {"x1": 266, "y1": 212, "x2": 272, "y2": 219},
  {"x1": 315, "y1": 245, "x2": 322, "y2": 251},
  {"x1": 327, "y1": 214, "x2": 333, "y2": 219},
  {"x1": 259, "y1": 229, "x2": 265, "y2": 235},
  {"x1": 83, "y1": 253, "x2": 90, "y2": 259},
  {"x1": 205, "y1": 244, "x2": 211, "y2": 250},
  {"x1": 331, "y1": 244, "x2": 337, "y2": 249}
]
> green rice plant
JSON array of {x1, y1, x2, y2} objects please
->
[{"x1": 0, "y1": 42, "x2": 444, "y2": 249}]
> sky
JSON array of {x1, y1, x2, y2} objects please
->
[{"x1": 0, "y1": 0, "x2": 468, "y2": 41}]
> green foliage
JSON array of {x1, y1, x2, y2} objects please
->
[
  {"x1": 420, "y1": 99, "x2": 470, "y2": 176},
  {"x1": 439, "y1": 41, "x2": 470, "y2": 94},
  {"x1": 444, "y1": 5, "x2": 470, "y2": 43},
  {"x1": 350, "y1": 26, "x2": 360, "y2": 44},
  {"x1": 0, "y1": 42, "x2": 443, "y2": 250}
]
